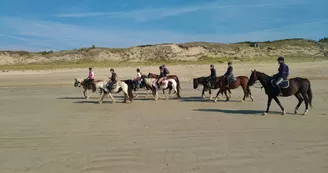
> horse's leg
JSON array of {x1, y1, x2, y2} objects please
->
[
  {"x1": 301, "y1": 92, "x2": 309, "y2": 115},
  {"x1": 98, "y1": 92, "x2": 106, "y2": 104},
  {"x1": 241, "y1": 86, "x2": 247, "y2": 102},
  {"x1": 273, "y1": 97, "x2": 286, "y2": 115},
  {"x1": 209, "y1": 88, "x2": 212, "y2": 100},
  {"x1": 224, "y1": 89, "x2": 229, "y2": 102},
  {"x1": 263, "y1": 96, "x2": 273, "y2": 115},
  {"x1": 228, "y1": 89, "x2": 232, "y2": 98},
  {"x1": 201, "y1": 87, "x2": 206, "y2": 99},
  {"x1": 294, "y1": 93, "x2": 303, "y2": 115},
  {"x1": 83, "y1": 89, "x2": 89, "y2": 99},
  {"x1": 214, "y1": 88, "x2": 222, "y2": 102},
  {"x1": 162, "y1": 89, "x2": 165, "y2": 94}
]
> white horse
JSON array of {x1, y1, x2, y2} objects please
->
[
  {"x1": 74, "y1": 78, "x2": 107, "y2": 99},
  {"x1": 98, "y1": 80, "x2": 133, "y2": 104},
  {"x1": 142, "y1": 77, "x2": 181, "y2": 100}
]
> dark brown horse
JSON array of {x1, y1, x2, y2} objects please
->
[
  {"x1": 247, "y1": 70, "x2": 313, "y2": 115},
  {"x1": 215, "y1": 75, "x2": 253, "y2": 102},
  {"x1": 193, "y1": 76, "x2": 231, "y2": 100}
]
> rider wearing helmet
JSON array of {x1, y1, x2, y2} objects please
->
[
  {"x1": 135, "y1": 68, "x2": 142, "y2": 86},
  {"x1": 273, "y1": 56, "x2": 289, "y2": 96},
  {"x1": 224, "y1": 62, "x2": 233, "y2": 87},
  {"x1": 157, "y1": 66, "x2": 167, "y2": 87},
  {"x1": 85, "y1": 67, "x2": 96, "y2": 92},
  {"x1": 207, "y1": 64, "x2": 217, "y2": 87},
  {"x1": 106, "y1": 68, "x2": 117, "y2": 91}
]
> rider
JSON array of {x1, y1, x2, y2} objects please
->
[
  {"x1": 207, "y1": 64, "x2": 217, "y2": 87},
  {"x1": 135, "y1": 68, "x2": 142, "y2": 86},
  {"x1": 85, "y1": 67, "x2": 96, "y2": 91},
  {"x1": 224, "y1": 62, "x2": 233, "y2": 87},
  {"x1": 162, "y1": 64, "x2": 170, "y2": 75},
  {"x1": 273, "y1": 56, "x2": 289, "y2": 96},
  {"x1": 106, "y1": 68, "x2": 118, "y2": 91},
  {"x1": 157, "y1": 66, "x2": 167, "y2": 87}
]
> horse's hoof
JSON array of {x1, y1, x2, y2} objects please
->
[
  {"x1": 262, "y1": 112, "x2": 267, "y2": 116},
  {"x1": 112, "y1": 101, "x2": 116, "y2": 104},
  {"x1": 282, "y1": 111, "x2": 286, "y2": 115},
  {"x1": 98, "y1": 101, "x2": 102, "y2": 104},
  {"x1": 214, "y1": 99, "x2": 217, "y2": 103},
  {"x1": 241, "y1": 100, "x2": 244, "y2": 102},
  {"x1": 302, "y1": 110, "x2": 308, "y2": 115}
]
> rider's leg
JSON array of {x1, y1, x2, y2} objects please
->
[{"x1": 275, "y1": 77, "x2": 283, "y2": 96}]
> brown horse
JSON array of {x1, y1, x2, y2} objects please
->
[
  {"x1": 247, "y1": 70, "x2": 313, "y2": 115},
  {"x1": 215, "y1": 75, "x2": 253, "y2": 102}
]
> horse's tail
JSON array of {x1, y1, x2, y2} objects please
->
[
  {"x1": 175, "y1": 76, "x2": 181, "y2": 98},
  {"x1": 307, "y1": 79, "x2": 313, "y2": 108}
]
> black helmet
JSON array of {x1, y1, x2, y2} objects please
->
[
  {"x1": 159, "y1": 66, "x2": 163, "y2": 69},
  {"x1": 136, "y1": 68, "x2": 140, "y2": 72},
  {"x1": 228, "y1": 61, "x2": 232, "y2": 65},
  {"x1": 277, "y1": 56, "x2": 284, "y2": 61},
  {"x1": 210, "y1": 64, "x2": 214, "y2": 68},
  {"x1": 89, "y1": 67, "x2": 92, "y2": 70},
  {"x1": 110, "y1": 68, "x2": 114, "y2": 72}
]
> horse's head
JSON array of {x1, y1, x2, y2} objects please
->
[
  {"x1": 248, "y1": 69, "x2": 259, "y2": 86},
  {"x1": 193, "y1": 78, "x2": 199, "y2": 89},
  {"x1": 74, "y1": 78, "x2": 82, "y2": 87}
]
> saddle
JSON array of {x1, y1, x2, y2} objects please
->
[{"x1": 271, "y1": 79, "x2": 289, "y2": 88}]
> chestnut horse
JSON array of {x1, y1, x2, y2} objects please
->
[{"x1": 215, "y1": 75, "x2": 253, "y2": 102}]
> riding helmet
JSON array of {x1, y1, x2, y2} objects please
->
[
  {"x1": 277, "y1": 56, "x2": 284, "y2": 61},
  {"x1": 137, "y1": 68, "x2": 140, "y2": 72},
  {"x1": 89, "y1": 67, "x2": 92, "y2": 70},
  {"x1": 210, "y1": 64, "x2": 214, "y2": 68},
  {"x1": 110, "y1": 68, "x2": 114, "y2": 72},
  {"x1": 228, "y1": 61, "x2": 232, "y2": 65},
  {"x1": 159, "y1": 66, "x2": 163, "y2": 69}
]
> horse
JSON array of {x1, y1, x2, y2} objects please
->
[
  {"x1": 74, "y1": 78, "x2": 106, "y2": 99},
  {"x1": 215, "y1": 75, "x2": 253, "y2": 102},
  {"x1": 98, "y1": 80, "x2": 133, "y2": 104},
  {"x1": 247, "y1": 70, "x2": 313, "y2": 115},
  {"x1": 132, "y1": 74, "x2": 153, "y2": 98},
  {"x1": 193, "y1": 76, "x2": 231, "y2": 100},
  {"x1": 141, "y1": 77, "x2": 181, "y2": 100},
  {"x1": 147, "y1": 73, "x2": 180, "y2": 94}
]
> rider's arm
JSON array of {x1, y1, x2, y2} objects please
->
[{"x1": 224, "y1": 67, "x2": 232, "y2": 76}]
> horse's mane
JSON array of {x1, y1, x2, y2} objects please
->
[{"x1": 75, "y1": 78, "x2": 84, "y2": 82}]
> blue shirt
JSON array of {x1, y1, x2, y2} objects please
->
[
  {"x1": 210, "y1": 68, "x2": 216, "y2": 79},
  {"x1": 276, "y1": 63, "x2": 289, "y2": 79}
]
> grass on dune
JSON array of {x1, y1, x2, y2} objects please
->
[{"x1": 0, "y1": 56, "x2": 326, "y2": 71}]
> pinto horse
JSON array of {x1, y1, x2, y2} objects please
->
[
  {"x1": 74, "y1": 78, "x2": 106, "y2": 99},
  {"x1": 215, "y1": 75, "x2": 253, "y2": 102},
  {"x1": 98, "y1": 80, "x2": 133, "y2": 104},
  {"x1": 247, "y1": 70, "x2": 313, "y2": 115},
  {"x1": 141, "y1": 76, "x2": 181, "y2": 100},
  {"x1": 147, "y1": 73, "x2": 181, "y2": 94},
  {"x1": 193, "y1": 76, "x2": 231, "y2": 100}
]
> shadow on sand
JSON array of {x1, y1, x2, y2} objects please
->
[
  {"x1": 193, "y1": 108, "x2": 285, "y2": 115},
  {"x1": 180, "y1": 96, "x2": 242, "y2": 103}
]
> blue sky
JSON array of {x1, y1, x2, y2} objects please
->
[{"x1": 0, "y1": 0, "x2": 327, "y2": 51}]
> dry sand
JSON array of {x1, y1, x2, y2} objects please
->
[{"x1": 0, "y1": 62, "x2": 328, "y2": 173}]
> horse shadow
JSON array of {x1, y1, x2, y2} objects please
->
[
  {"x1": 57, "y1": 96, "x2": 86, "y2": 100},
  {"x1": 193, "y1": 108, "x2": 286, "y2": 115},
  {"x1": 180, "y1": 96, "x2": 242, "y2": 103}
]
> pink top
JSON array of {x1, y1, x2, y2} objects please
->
[{"x1": 88, "y1": 71, "x2": 95, "y2": 79}]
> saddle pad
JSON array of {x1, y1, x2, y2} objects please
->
[{"x1": 272, "y1": 79, "x2": 289, "y2": 88}]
